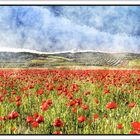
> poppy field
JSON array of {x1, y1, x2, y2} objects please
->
[{"x1": 0, "y1": 69, "x2": 140, "y2": 134}]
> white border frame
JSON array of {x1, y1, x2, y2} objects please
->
[{"x1": 0, "y1": 2, "x2": 140, "y2": 139}]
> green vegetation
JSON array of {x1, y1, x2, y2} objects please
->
[
  {"x1": 128, "y1": 59, "x2": 140, "y2": 67},
  {"x1": 0, "y1": 69, "x2": 139, "y2": 134}
]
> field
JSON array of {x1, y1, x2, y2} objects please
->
[{"x1": 0, "y1": 68, "x2": 140, "y2": 134}]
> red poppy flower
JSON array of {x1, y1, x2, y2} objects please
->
[
  {"x1": 12, "y1": 91, "x2": 16, "y2": 95},
  {"x1": 8, "y1": 111, "x2": 19, "y2": 119},
  {"x1": 41, "y1": 102, "x2": 49, "y2": 112},
  {"x1": 34, "y1": 113, "x2": 39, "y2": 118},
  {"x1": 72, "y1": 108, "x2": 77, "y2": 113},
  {"x1": 131, "y1": 122, "x2": 140, "y2": 131},
  {"x1": 117, "y1": 124, "x2": 123, "y2": 129},
  {"x1": 26, "y1": 116, "x2": 34, "y2": 124},
  {"x1": 75, "y1": 98, "x2": 82, "y2": 106},
  {"x1": 32, "y1": 121, "x2": 39, "y2": 128},
  {"x1": 36, "y1": 115, "x2": 44, "y2": 123},
  {"x1": 83, "y1": 91, "x2": 91, "y2": 95},
  {"x1": 53, "y1": 131, "x2": 62, "y2": 134},
  {"x1": 37, "y1": 89, "x2": 44, "y2": 95},
  {"x1": 94, "y1": 98, "x2": 99, "y2": 104},
  {"x1": 103, "y1": 114, "x2": 107, "y2": 119},
  {"x1": 130, "y1": 130, "x2": 140, "y2": 134},
  {"x1": 0, "y1": 95, "x2": 4, "y2": 102},
  {"x1": 93, "y1": 114, "x2": 99, "y2": 122},
  {"x1": 16, "y1": 96, "x2": 21, "y2": 102},
  {"x1": 57, "y1": 91, "x2": 62, "y2": 96},
  {"x1": 128, "y1": 103, "x2": 136, "y2": 108},
  {"x1": 67, "y1": 100, "x2": 76, "y2": 107},
  {"x1": 0, "y1": 117, "x2": 3, "y2": 121},
  {"x1": 82, "y1": 104, "x2": 88, "y2": 110},
  {"x1": 46, "y1": 99, "x2": 52, "y2": 106},
  {"x1": 78, "y1": 116, "x2": 86, "y2": 123},
  {"x1": 53, "y1": 118, "x2": 63, "y2": 127},
  {"x1": 41, "y1": 99, "x2": 52, "y2": 112},
  {"x1": 106, "y1": 102, "x2": 117, "y2": 109},
  {"x1": 130, "y1": 131, "x2": 137, "y2": 134},
  {"x1": 67, "y1": 94, "x2": 73, "y2": 99},
  {"x1": 29, "y1": 85, "x2": 34, "y2": 89},
  {"x1": 16, "y1": 101, "x2": 21, "y2": 107},
  {"x1": 3, "y1": 116, "x2": 7, "y2": 120},
  {"x1": 8, "y1": 97, "x2": 14, "y2": 103},
  {"x1": 0, "y1": 116, "x2": 7, "y2": 121},
  {"x1": 104, "y1": 89, "x2": 110, "y2": 94},
  {"x1": 2, "y1": 89, "x2": 8, "y2": 95}
]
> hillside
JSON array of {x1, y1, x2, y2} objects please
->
[{"x1": 0, "y1": 51, "x2": 140, "y2": 68}]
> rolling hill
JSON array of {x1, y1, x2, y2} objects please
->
[{"x1": 0, "y1": 51, "x2": 140, "y2": 68}]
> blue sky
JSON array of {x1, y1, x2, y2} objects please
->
[{"x1": 0, "y1": 6, "x2": 140, "y2": 53}]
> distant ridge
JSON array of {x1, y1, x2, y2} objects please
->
[{"x1": 0, "y1": 50, "x2": 140, "y2": 68}]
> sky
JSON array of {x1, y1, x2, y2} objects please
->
[{"x1": 0, "y1": 6, "x2": 140, "y2": 53}]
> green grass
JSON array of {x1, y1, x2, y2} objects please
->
[
  {"x1": 128, "y1": 59, "x2": 140, "y2": 67},
  {"x1": 0, "y1": 69, "x2": 139, "y2": 134}
]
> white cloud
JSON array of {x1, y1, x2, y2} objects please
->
[{"x1": 0, "y1": 6, "x2": 139, "y2": 53}]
